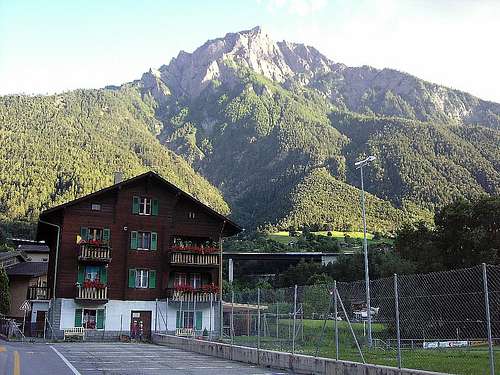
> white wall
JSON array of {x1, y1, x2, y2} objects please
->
[{"x1": 58, "y1": 298, "x2": 216, "y2": 332}]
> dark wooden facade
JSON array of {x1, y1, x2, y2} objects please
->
[{"x1": 37, "y1": 172, "x2": 240, "y2": 302}]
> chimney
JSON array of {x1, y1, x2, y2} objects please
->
[{"x1": 114, "y1": 171, "x2": 123, "y2": 184}]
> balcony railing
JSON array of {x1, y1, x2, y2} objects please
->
[
  {"x1": 166, "y1": 288, "x2": 218, "y2": 303},
  {"x1": 79, "y1": 243, "x2": 112, "y2": 262},
  {"x1": 27, "y1": 286, "x2": 50, "y2": 300},
  {"x1": 170, "y1": 252, "x2": 219, "y2": 266},
  {"x1": 76, "y1": 285, "x2": 108, "y2": 301}
]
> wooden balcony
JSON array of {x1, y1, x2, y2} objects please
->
[
  {"x1": 76, "y1": 285, "x2": 108, "y2": 302},
  {"x1": 166, "y1": 288, "x2": 218, "y2": 303},
  {"x1": 79, "y1": 243, "x2": 112, "y2": 263},
  {"x1": 170, "y1": 251, "x2": 219, "y2": 267},
  {"x1": 27, "y1": 286, "x2": 50, "y2": 300}
]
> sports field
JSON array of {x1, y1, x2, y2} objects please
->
[{"x1": 229, "y1": 318, "x2": 496, "y2": 375}]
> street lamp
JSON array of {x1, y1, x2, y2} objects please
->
[{"x1": 355, "y1": 155, "x2": 376, "y2": 347}]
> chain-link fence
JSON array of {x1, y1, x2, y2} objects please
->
[{"x1": 217, "y1": 264, "x2": 499, "y2": 375}]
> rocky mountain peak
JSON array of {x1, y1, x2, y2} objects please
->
[{"x1": 150, "y1": 26, "x2": 334, "y2": 97}]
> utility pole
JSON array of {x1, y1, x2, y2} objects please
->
[{"x1": 355, "y1": 155, "x2": 376, "y2": 347}]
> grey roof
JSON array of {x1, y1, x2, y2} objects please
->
[
  {"x1": 5, "y1": 262, "x2": 48, "y2": 277},
  {"x1": 17, "y1": 244, "x2": 50, "y2": 253},
  {"x1": 0, "y1": 250, "x2": 28, "y2": 261}
]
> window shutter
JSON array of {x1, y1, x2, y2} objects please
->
[
  {"x1": 102, "y1": 228, "x2": 110, "y2": 243},
  {"x1": 96, "y1": 309, "x2": 105, "y2": 329},
  {"x1": 99, "y1": 267, "x2": 108, "y2": 284},
  {"x1": 77, "y1": 265, "x2": 85, "y2": 283},
  {"x1": 80, "y1": 227, "x2": 89, "y2": 241},
  {"x1": 128, "y1": 269, "x2": 136, "y2": 288},
  {"x1": 74, "y1": 309, "x2": 82, "y2": 327},
  {"x1": 130, "y1": 231, "x2": 138, "y2": 250},
  {"x1": 176, "y1": 311, "x2": 180, "y2": 328},
  {"x1": 148, "y1": 270, "x2": 156, "y2": 289},
  {"x1": 195, "y1": 311, "x2": 202, "y2": 330},
  {"x1": 152, "y1": 199, "x2": 159, "y2": 216},
  {"x1": 151, "y1": 232, "x2": 157, "y2": 251},
  {"x1": 132, "y1": 196, "x2": 140, "y2": 214}
]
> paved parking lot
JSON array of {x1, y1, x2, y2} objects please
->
[{"x1": 1, "y1": 341, "x2": 292, "y2": 375}]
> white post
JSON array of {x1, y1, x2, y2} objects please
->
[
  {"x1": 394, "y1": 274, "x2": 402, "y2": 369},
  {"x1": 257, "y1": 288, "x2": 261, "y2": 351},
  {"x1": 228, "y1": 258, "x2": 234, "y2": 283},
  {"x1": 334, "y1": 281, "x2": 339, "y2": 360},
  {"x1": 482, "y1": 263, "x2": 495, "y2": 375},
  {"x1": 292, "y1": 285, "x2": 297, "y2": 355},
  {"x1": 360, "y1": 165, "x2": 372, "y2": 347}
]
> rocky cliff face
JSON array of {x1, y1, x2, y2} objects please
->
[{"x1": 137, "y1": 26, "x2": 500, "y2": 128}]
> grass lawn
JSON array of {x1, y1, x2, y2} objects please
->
[
  {"x1": 229, "y1": 318, "x2": 495, "y2": 375},
  {"x1": 268, "y1": 231, "x2": 393, "y2": 247}
]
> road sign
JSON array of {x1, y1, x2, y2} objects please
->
[{"x1": 19, "y1": 300, "x2": 31, "y2": 311}]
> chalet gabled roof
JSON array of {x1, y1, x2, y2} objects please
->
[
  {"x1": 39, "y1": 171, "x2": 241, "y2": 236},
  {"x1": 5, "y1": 261, "x2": 48, "y2": 277}
]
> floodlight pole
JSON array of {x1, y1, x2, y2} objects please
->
[{"x1": 357, "y1": 157, "x2": 374, "y2": 347}]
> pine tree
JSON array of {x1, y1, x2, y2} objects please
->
[{"x1": 0, "y1": 267, "x2": 10, "y2": 315}]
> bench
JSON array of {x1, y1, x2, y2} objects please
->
[
  {"x1": 175, "y1": 328, "x2": 194, "y2": 337},
  {"x1": 64, "y1": 327, "x2": 85, "y2": 341}
]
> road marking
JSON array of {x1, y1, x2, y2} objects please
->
[
  {"x1": 50, "y1": 346, "x2": 82, "y2": 375},
  {"x1": 13, "y1": 351, "x2": 20, "y2": 375}
]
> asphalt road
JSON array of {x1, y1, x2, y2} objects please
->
[{"x1": 0, "y1": 341, "x2": 292, "y2": 375}]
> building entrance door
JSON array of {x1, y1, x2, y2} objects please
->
[
  {"x1": 130, "y1": 311, "x2": 151, "y2": 341},
  {"x1": 34, "y1": 311, "x2": 46, "y2": 337}
]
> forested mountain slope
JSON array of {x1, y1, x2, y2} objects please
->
[
  {"x1": 1, "y1": 26, "x2": 499, "y2": 235},
  {"x1": 0, "y1": 88, "x2": 229, "y2": 232}
]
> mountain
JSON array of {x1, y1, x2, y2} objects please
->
[
  {"x1": 0, "y1": 88, "x2": 229, "y2": 236},
  {"x1": 142, "y1": 26, "x2": 500, "y2": 127},
  {"x1": 1, "y1": 26, "x2": 499, "y2": 236},
  {"x1": 130, "y1": 26, "x2": 499, "y2": 230}
]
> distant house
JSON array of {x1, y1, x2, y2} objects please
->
[
  {"x1": 9, "y1": 238, "x2": 50, "y2": 262},
  {"x1": 5, "y1": 261, "x2": 49, "y2": 336},
  {"x1": 17, "y1": 244, "x2": 50, "y2": 262}
]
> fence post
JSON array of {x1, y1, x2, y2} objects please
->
[
  {"x1": 482, "y1": 263, "x2": 495, "y2": 375},
  {"x1": 276, "y1": 297, "x2": 279, "y2": 339},
  {"x1": 257, "y1": 288, "x2": 261, "y2": 353},
  {"x1": 334, "y1": 280, "x2": 339, "y2": 360},
  {"x1": 292, "y1": 284, "x2": 297, "y2": 355},
  {"x1": 231, "y1": 290, "x2": 235, "y2": 346},
  {"x1": 394, "y1": 274, "x2": 402, "y2": 369},
  {"x1": 166, "y1": 298, "x2": 169, "y2": 334}
]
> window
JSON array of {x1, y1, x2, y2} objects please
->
[
  {"x1": 137, "y1": 232, "x2": 151, "y2": 250},
  {"x1": 182, "y1": 311, "x2": 194, "y2": 328},
  {"x1": 91, "y1": 203, "x2": 101, "y2": 211},
  {"x1": 188, "y1": 212, "x2": 196, "y2": 219},
  {"x1": 190, "y1": 273, "x2": 201, "y2": 288},
  {"x1": 132, "y1": 196, "x2": 158, "y2": 216},
  {"x1": 130, "y1": 231, "x2": 157, "y2": 250},
  {"x1": 83, "y1": 309, "x2": 97, "y2": 329},
  {"x1": 76, "y1": 308, "x2": 104, "y2": 330},
  {"x1": 176, "y1": 311, "x2": 203, "y2": 330},
  {"x1": 135, "y1": 269, "x2": 149, "y2": 288},
  {"x1": 80, "y1": 227, "x2": 110, "y2": 243},
  {"x1": 128, "y1": 269, "x2": 156, "y2": 289},
  {"x1": 88, "y1": 228, "x2": 102, "y2": 241},
  {"x1": 85, "y1": 266, "x2": 100, "y2": 281},
  {"x1": 174, "y1": 272, "x2": 187, "y2": 286},
  {"x1": 139, "y1": 197, "x2": 151, "y2": 215}
]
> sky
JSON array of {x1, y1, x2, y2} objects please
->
[{"x1": 1, "y1": 0, "x2": 499, "y2": 102}]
